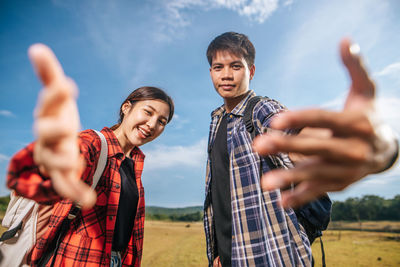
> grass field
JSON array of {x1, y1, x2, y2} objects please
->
[
  {"x1": 1, "y1": 218, "x2": 399, "y2": 266},
  {"x1": 142, "y1": 220, "x2": 400, "y2": 267}
]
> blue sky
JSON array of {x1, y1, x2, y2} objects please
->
[{"x1": 1, "y1": 0, "x2": 399, "y2": 207}]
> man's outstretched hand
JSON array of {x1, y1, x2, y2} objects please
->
[
  {"x1": 253, "y1": 38, "x2": 398, "y2": 208},
  {"x1": 30, "y1": 44, "x2": 96, "y2": 209}
]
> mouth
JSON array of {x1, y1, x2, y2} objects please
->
[
  {"x1": 137, "y1": 126, "x2": 151, "y2": 139},
  {"x1": 219, "y1": 84, "x2": 235, "y2": 90}
]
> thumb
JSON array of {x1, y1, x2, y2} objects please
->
[{"x1": 340, "y1": 38, "x2": 376, "y2": 111}]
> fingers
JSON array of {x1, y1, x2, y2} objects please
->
[
  {"x1": 34, "y1": 118, "x2": 76, "y2": 144},
  {"x1": 280, "y1": 181, "x2": 327, "y2": 208},
  {"x1": 28, "y1": 44, "x2": 66, "y2": 86},
  {"x1": 339, "y1": 38, "x2": 375, "y2": 110},
  {"x1": 50, "y1": 169, "x2": 97, "y2": 210},
  {"x1": 260, "y1": 160, "x2": 364, "y2": 202},
  {"x1": 253, "y1": 133, "x2": 372, "y2": 164},
  {"x1": 213, "y1": 256, "x2": 221, "y2": 267},
  {"x1": 34, "y1": 77, "x2": 78, "y2": 118},
  {"x1": 268, "y1": 110, "x2": 374, "y2": 138}
]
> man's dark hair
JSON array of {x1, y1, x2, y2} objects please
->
[{"x1": 206, "y1": 32, "x2": 255, "y2": 67}]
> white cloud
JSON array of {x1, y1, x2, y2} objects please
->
[
  {"x1": 319, "y1": 92, "x2": 346, "y2": 110},
  {"x1": 169, "y1": 113, "x2": 190, "y2": 129},
  {"x1": 0, "y1": 110, "x2": 15, "y2": 117},
  {"x1": 0, "y1": 154, "x2": 10, "y2": 162},
  {"x1": 375, "y1": 96, "x2": 400, "y2": 135},
  {"x1": 162, "y1": 0, "x2": 285, "y2": 31},
  {"x1": 144, "y1": 138, "x2": 208, "y2": 171},
  {"x1": 374, "y1": 62, "x2": 400, "y2": 77},
  {"x1": 283, "y1": 0, "x2": 294, "y2": 7},
  {"x1": 215, "y1": 0, "x2": 279, "y2": 23},
  {"x1": 268, "y1": 0, "x2": 391, "y2": 94}
]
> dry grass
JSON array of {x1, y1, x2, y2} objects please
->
[
  {"x1": 142, "y1": 220, "x2": 207, "y2": 267},
  {"x1": 329, "y1": 221, "x2": 400, "y2": 232},
  {"x1": 312, "y1": 230, "x2": 400, "y2": 267},
  {"x1": 143, "y1": 220, "x2": 400, "y2": 267},
  {"x1": 2, "y1": 217, "x2": 399, "y2": 266}
]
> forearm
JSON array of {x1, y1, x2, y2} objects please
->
[{"x1": 7, "y1": 142, "x2": 61, "y2": 204}]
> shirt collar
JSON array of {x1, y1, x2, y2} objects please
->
[
  {"x1": 100, "y1": 127, "x2": 145, "y2": 159},
  {"x1": 211, "y1": 90, "x2": 256, "y2": 118}
]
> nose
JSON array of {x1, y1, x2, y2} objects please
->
[
  {"x1": 221, "y1": 67, "x2": 233, "y2": 80},
  {"x1": 146, "y1": 117, "x2": 157, "y2": 131}
]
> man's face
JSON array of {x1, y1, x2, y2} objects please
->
[{"x1": 210, "y1": 50, "x2": 255, "y2": 101}]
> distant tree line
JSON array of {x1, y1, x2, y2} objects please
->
[
  {"x1": 145, "y1": 195, "x2": 400, "y2": 222},
  {"x1": 1, "y1": 194, "x2": 399, "y2": 222},
  {"x1": 146, "y1": 211, "x2": 203, "y2": 222},
  {"x1": 332, "y1": 195, "x2": 400, "y2": 221}
]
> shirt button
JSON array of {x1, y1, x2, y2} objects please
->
[
  {"x1": 229, "y1": 115, "x2": 233, "y2": 118},
  {"x1": 109, "y1": 216, "x2": 113, "y2": 220},
  {"x1": 228, "y1": 131, "x2": 232, "y2": 135},
  {"x1": 115, "y1": 184, "x2": 120, "y2": 189},
  {"x1": 232, "y1": 235, "x2": 235, "y2": 240}
]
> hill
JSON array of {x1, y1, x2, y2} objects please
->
[{"x1": 146, "y1": 206, "x2": 203, "y2": 216}]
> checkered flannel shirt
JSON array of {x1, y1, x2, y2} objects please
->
[
  {"x1": 7, "y1": 127, "x2": 145, "y2": 266},
  {"x1": 203, "y1": 90, "x2": 312, "y2": 266}
]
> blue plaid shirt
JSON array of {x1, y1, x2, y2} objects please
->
[{"x1": 204, "y1": 90, "x2": 312, "y2": 266}]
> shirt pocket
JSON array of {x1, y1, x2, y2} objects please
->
[
  {"x1": 73, "y1": 206, "x2": 107, "y2": 239},
  {"x1": 72, "y1": 186, "x2": 108, "y2": 239}
]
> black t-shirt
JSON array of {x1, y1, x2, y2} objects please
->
[
  {"x1": 210, "y1": 114, "x2": 232, "y2": 267},
  {"x1": 112, "y1": 157, "x2": 139, "y2": 251}
]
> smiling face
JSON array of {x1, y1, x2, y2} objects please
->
[
  {"x1": 114, "y1": 99, "x2": 170, "y2": 153},
  {"x1": 210, "y1": 50, "x2": 255, "y2": 112}
]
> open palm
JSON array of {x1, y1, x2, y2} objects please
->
[
  {"x1": 30, "y1": 44, "x2": 96, "y2": 209},
  {"x1": 253, "y1": 39, "x2": 397, "y2": 208}
]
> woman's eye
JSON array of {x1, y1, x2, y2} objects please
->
[{"x1": 144, "y1": 110, "x2": 151, "y2": 115}]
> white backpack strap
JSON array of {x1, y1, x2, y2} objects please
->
[
  {"x1": 92, "y1": 130, "x2": 108, "y2": 189},
  {"x1": 1, "y1": 192, "x2": 36, "y2": 228},
  {"x1": 67, "y1": 130, "x2": 107, "y2": 218}
]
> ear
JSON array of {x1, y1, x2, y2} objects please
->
[
  {"x1": 121, "y1": 102, "x2": 132, "y2": 115},
  {"x1": 249, "y1": 64, "x2": 256, "y2": 80}
]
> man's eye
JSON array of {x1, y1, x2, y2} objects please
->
[
  {"x1": 213, "y1": 66, "x2": 222, "y2": 70},
  {"x1": 159, "y1": 120, "x2": 167, "y2": 126},
  {"x1": 233, "y1": 65, "x2": 242, "y2": 69}
]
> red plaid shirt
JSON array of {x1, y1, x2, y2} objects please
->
[{"x1": 7, "y1": 127, "x2": 145, "y2": 266}]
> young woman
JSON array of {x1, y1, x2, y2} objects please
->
[{"x1": 6, "y1": 44, "x2": 174, "y2": 266}]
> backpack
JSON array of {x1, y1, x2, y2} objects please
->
[
  {"x1": 243, "y1": 96, "x2": 332, "y2": 265},
  {"x1": 0, "y1": 130, "x2": 108, "y2": 267}
]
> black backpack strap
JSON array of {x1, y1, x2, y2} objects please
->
[
  {"x1": 244, "y1": 96, "x2": 331, "y2": 266},
  {"x1": 0, "y1": 221, "x2": 23, "y2": 241},
  {"x1": 243, "y1": 96, "x2": 278, "y2": 172},
  {"x1": 243, "y1": 96, "x2": 266, "y2": 140}
]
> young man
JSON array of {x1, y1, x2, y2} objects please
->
[
  {"x1": 203, "y1": 32, "x2": 398, "y2": 267},
  {"x1": 203, "y1": 32, "x2": 312, "y2": 267}
]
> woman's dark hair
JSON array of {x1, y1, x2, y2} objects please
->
[
  {"x1": 206, "y1": 32, "x2": 255, "y2": 67},
  {"x1": 110, "y1": 86, "x2": 174, "y2": 130}
]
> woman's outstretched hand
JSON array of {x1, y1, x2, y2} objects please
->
[
  {"x1": 253, "y1": 38, "x2": 398, "y2": 208},
  {"x1": 30, "y1": 44, "x2": 96, "y2": 209}
]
